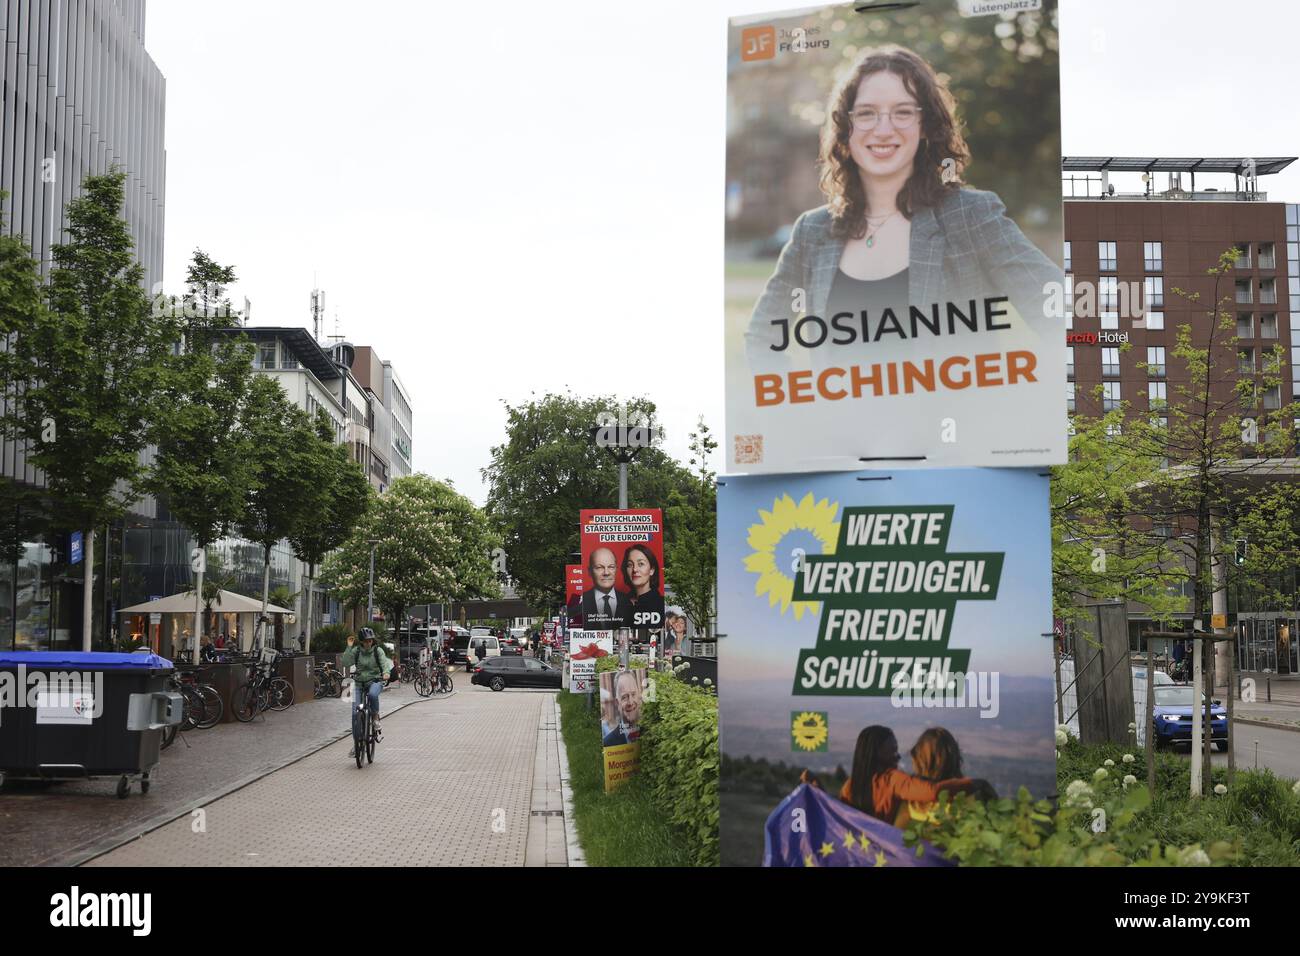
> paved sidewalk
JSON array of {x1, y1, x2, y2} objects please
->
[
  {"x1": 0, "y1": 682, "x2": 421, "y2": 866},
  {"x1": 84, "y1": 688, "x2": 566, "y2": 867}
]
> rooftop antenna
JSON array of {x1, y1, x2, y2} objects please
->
[{"x1": 310, "y1": 288, "x2": 325, "y2": 343}]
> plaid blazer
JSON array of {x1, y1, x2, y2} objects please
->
[{"x1": 744, "y1": 187, "x2": 1062, "y2": 363}]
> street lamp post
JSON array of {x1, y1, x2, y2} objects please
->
[{"x1": 366, "y1": 538, "x2": 379, "y2": 628}]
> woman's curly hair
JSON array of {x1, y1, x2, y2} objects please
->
[{"x1": 819, "y1": 45, "x2": 970, "y2": 240}]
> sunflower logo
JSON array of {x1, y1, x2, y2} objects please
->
[
  {"x1": 744, "y1": 492, "x2": 839, "y2": 620},
  {"x1": 791, "y1": 711, "x2": 829, "y2": 753}
]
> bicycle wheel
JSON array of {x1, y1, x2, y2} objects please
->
[
  {"x1": 268, "y1": 678, "x2": 294, "y2": 711},
  {"x1": 414, "y1": 673, "x2": 433, "y2": 697},
  {"x1": 233, "y1": 683, "x2": 259, "y2": 722},
  {"x1": 179, "y1": 686, "x2": 204, "y2": 731},
  {"x1": 195, "y1": 684, "x2": 223, "y2": 728},
  {"x1": 440, "y1": 673, "x2": 454, "y2": 694},
  {"x1": 365, "y1": 710, "x2": 376, "y2": 764},
  {"x1": 354, "y1": 705, "x2": 366, "y2": 769},
  {"x1": 313, "y1": 672, "x2": 323, "y2": 699},
  {"x1": 161, "y1": 720, "x2": 178, "y2": 750}
]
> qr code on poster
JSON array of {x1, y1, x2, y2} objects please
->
[{"x1": 735, "y1": 434, "x2": 763, "y2": 465}]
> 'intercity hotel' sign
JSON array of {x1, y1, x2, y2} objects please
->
[{"x1": 1066, "y1": 331, "x2": 1129, "y2": 346}]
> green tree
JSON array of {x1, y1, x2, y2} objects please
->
[
  {"x1": 664, "y1": 418, "x2": 718, "y2": 639},
  {"x1": 321, "y1": 474, "x2": 500, "y2": 640},
  {"x1": 482, "y1": 392, "x2": 693, "y2": 611},
  {"x1": 0, "y1": 171, "x2": 179, "y2": 649},
  {"x1": 237, "y1": 376, "x2": 321, "y2": 648},
  {"x1": 150, "y1": 250, "x2": 254, "y2": 662},
  {"x1": 0, "y1": 197, "x2": 50, "y2": 564},
  {"x1": 288, "y1": 413, "x2": 371, "y2": 652}
]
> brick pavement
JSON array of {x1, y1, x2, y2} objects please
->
[
  {"x1": 83, "y1": 687, "x2": 567, "y2": 867},
  {"x1": 0, "y1": 683, "x2": 424, "y2": 866}
]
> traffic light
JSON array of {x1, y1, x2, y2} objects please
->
[{"x1": 1235, "y1": 539, "x2": 1248, "y2": 566}]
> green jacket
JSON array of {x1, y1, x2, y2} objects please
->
[{"x1": 341, "y1": 643, "x2": 392, "y2": 684}]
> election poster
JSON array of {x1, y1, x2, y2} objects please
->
[
  {"x1": 600, "y1": 666, "x2": 649, "y2": 792},
  {"x1": 716, "y1": 469, "x2": 1054, "y2": 866},
  {"x1": 579, "y1": 509, "x2": 666, "y2": 634},
  {"x1": 568, "y1": 629, "x2": 613, "y2": 694},
  {"x1": 564, "y1": 563, "x2": 586, "y2": 627},
  {"x1": 725, "y1": 1, "x2": 1065, "y2": 473}
]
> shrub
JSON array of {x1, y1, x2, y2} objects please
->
[{"x1": 311, "y1": 624, "x2": 350, "y2": 654}]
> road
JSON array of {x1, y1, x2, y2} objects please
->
[{"x1": 1166, "y1": 722, "x2": 1300, "y2": 781}]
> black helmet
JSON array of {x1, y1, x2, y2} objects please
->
[{"x1": 358, "y1": 627, "x2": 377, "y2": 642}]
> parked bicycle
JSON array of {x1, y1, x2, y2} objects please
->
[
  {"x1": 313, "y1": 660, "x2": 345, "y2": 699},
  {"x1": 233, "y1": 651, "x2": 294, "y2": 721}
]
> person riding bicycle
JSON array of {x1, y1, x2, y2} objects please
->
[{"x1": 341, "y1": 628, "x2": 392, "y2": 757}]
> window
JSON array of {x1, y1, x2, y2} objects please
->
[
  {"x1": 1145, "y1": 310, "x2": 1164, "y2": 330},
  {"x1": 1144, "y1": 241, "x2": 1163, "y2": 271},
  {"x1": 1066, "y1": 346, "x2": 1074, "y2": 378},
  {"x1": 1239, "y1": 348, "x2": 1255, "y2": 373},
  {"x1": 1105, "y1": 422, "x2": 1122, "y2": 437},
  {"x1": 1066, "y1": 382, "x2": 1075, "y2": 413},
  {"x1": 1063, "y1": 241, "x2": 1072, "y2": 271},
  {"x1": 1237, "y1": 313, "x2": 1254, "y2": 338},
  {"x1": 1101, "y1": 347, "x2": 1120, "y2": 376},
  {"x1": 1064, "y1": 274, "x2": 1073, "y2": 327},
  {"x1": 1098, "y1": 241, "x2": 1117, "y2": 271},
  {"x1": 1264, "y1": 385, "x2": 1282, "y2": 410},
  {"x1": 257, "y1": 341, "x2": 277, "y2": 369},
  {"x1": 1235, "y1": 243, "x2": 1251, "y2": 269},
  {"x1": 1103, "y1": 382, "x2": 1121, "y2": 411},
  {"x1": 1101, "y1": 311, "x2": 1119, "y2": 330},
  {"x1": 1146, "y1": 346, "x2": 1166, "y2": 377},
  {"x1": 1261, "y1": 313, "x2": 1278, "y2": 339},
  {"x1": 1148, "y1": 382, "x2": 1167, "y2": 408},
  {"x1": 1259, "y1": 242, "x2": 1276, "y2": 270},
  {"x1": 1260, "y1": 278, "x2": 1277, "y2": 304},
  {"x1": 280, "y1": 350, "x2": 299, "y2": 370},
  {"x1": 1151, "y1": 416, "x2": 1168, "y2": 431},
  {"x1": 1144, "y1": 276, "x2": 1163, "y2": 309},
  {"x1": 1236, "y1": 280, "x2": 1253, "y2": 304},
  {"x1": 1099, "y1": 276, "x2": 1118, "y2": 310}
]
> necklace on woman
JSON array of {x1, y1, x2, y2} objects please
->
[{"x1": 862, "y1": 211, "x2": 899, "y2": 248}]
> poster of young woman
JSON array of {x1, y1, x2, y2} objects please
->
[
  {"x1": 725, "y1": 1, "x2": 1065, "y2": 474},
  {"x1": 716, "y1": 469, "x2": 1054, "y2": 866},
  {"x1": 579, "y1": 510, "x2": 666, "y2": 633}
]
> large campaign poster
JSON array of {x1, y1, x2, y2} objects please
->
[
  {"x1": 717, "y1": 469, "x2": 1054, "y2": 866},
  {"x1": 725, "y1": 1, "x2": 1065, "y2": 473},
  {"x1": 600, "y1": 666, "x2": 649, "y2": 792},
  {"x1": 579, "y1": 510, "x2": 666, "y2": 634}
]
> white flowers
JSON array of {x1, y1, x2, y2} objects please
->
[
  {"x1": 1122, "y1": 774, "x2": 1137, "y2": 789},
  {"x1": 1293, "y1": 779, "x2": 1300, "y2": 797},
  {"x1": 1055, "y1": 729, "x2": 1068, "y2": 747},
  {"x1": 1122, "y1": 753, "x2": 1136, "y2": 764},
  {"x1": 1178, "y1": 846, "x2": 1211, "y2": 867},
  {"x1": 1093, "y1": 768, "x2": 1108, "y2": 781},
  {"x1": 1064, "y1": 779, "x2": 1094, "y2": 809},
  {"x1": 1127, "y1": 721, "x2": 1136, "y2": 732},
  {"x1": 1214, "y1": 784, "x2": 1228, "y2": 796},
  {"x1": 1103, "y1": 759, "x2": 1115, "y2": 767}
]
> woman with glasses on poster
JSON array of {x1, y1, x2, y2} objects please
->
[{"x1": 744, "y1": 44, "x2": 1059, "y2": 368}]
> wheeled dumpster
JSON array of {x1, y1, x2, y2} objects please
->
[{"x1": 0, "y1": 651, "x2": 182, "y2": 798}]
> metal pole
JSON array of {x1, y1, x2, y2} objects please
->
[
  {"x1": 367, "y1": 544, "x2": 375, "y2": 625},
  {"x1": 1191, "y1": 636, "x2": 1203, "y2": 797},
  {"x1": 1145, "y1": 636, "x2": 1156, "y2": 795},
  {"x1": 618, "y1": 460, "x2": 628, "y2": 510}
]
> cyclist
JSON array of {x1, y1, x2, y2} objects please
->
[{"x1": 341, "y1": 628, "x2": 392, "y2": 758}]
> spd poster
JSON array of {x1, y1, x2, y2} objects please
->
[{"x1": 579, "y1": 509, "x2": 666, "y2": 633}]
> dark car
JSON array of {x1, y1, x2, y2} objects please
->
[
  {"x1": 499, "y1": 637, "x2": 524, "y2": 656},
  {"x1": 1152, "y1": 685, "x2": 1229, "y2": 751},
  {"x1": 470, "y1": 656, "x2": 562, "y2": 692},
  {"x1": 446, "y1": 635, "x2": 473, "y2": 668}
]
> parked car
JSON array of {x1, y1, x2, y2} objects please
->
[
  {"x1": 470, "y1": 656, "x2": 562, "y2": 692},
  {"x1": 445, "y1": 634, "x2": 473, "y2": 668},
  {"x1": 1151, "y1": 685, "x2": 1228, "y2": 751}
]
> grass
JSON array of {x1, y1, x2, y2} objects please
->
[{"x1": 557, "y1": 690, "x2": 693, "y2": 867}]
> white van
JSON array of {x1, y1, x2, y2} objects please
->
[{"x1": 467, "y1": 635, "x2": 501, "y2": 670}]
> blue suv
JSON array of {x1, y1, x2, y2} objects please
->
[{"x1": 1151, "y1": 685, "x2": 1228, "y2": 751}]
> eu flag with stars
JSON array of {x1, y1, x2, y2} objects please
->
[{"x1": 763, "y1": 784, "x2": 953, "y2": 867}]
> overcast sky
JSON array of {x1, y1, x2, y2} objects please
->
[{"x1": 147, "y1": 0, "x2": 1300, "y2": 504}]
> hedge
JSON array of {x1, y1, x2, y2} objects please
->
[{"x1": 595, "y1": 658, "x2": 719, "y2": 866}]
